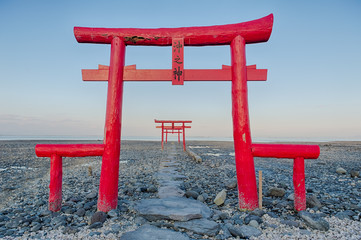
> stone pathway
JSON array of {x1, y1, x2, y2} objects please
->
[{"x1": 122, "y1": 143, "x2": 219, "y2": 239}]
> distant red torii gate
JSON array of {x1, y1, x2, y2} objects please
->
[
  {"x1": 35, "y1": 14, "x2": 320, "y2": 213},
  {"x1": 154, "y1": 120, "x2": 192, "y2": 151}
]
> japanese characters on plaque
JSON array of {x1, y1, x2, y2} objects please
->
[{"x1": 172, "y1": 38, "x2": 184, "y2": 85}]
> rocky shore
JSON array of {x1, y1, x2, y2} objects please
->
[{"x1": 0, "y1": 140, "x2": 360, "y2": 239}]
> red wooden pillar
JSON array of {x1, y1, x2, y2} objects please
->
[
  {"x1": 178, "y1": 130, "x2": 180, "y2": 143},
  {"x1": 161, "y1": 123, "x2": 164, "y2": 151},
  {"x1": 165, "y1": 131, "x2": 168, "y2": 143},
  {"x1": 293, "y1": 157, "x2": 306, "y2": 211},
  {"x1": 182, "y1": 123, "x2": 186, "y2": 151},
  {"x1": 97, "y1": 37, "x2": 126, "y2": 212},
  {"x1": 49, "y1": 154, "x2": 62, "y2": 211},
  {"x1": 231, "y1": 35, "x2": 258, "y2": 210}
]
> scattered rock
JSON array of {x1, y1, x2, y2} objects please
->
[
  {"x1": 244, "y1": 214, "x2": 263, "y2": 225},
  {"x1": 250, "y1": 208, "x2": 265, "y2": 217},
  {"x1": 174, "y1": 218, "x2": 220, "y2": 236},
  {"x1": 336, "y1": 167, "x2": 346, "y2": 175},
  {"x1": 228, "y1": 225, "x2": 262, "y2": 238},
  {"x1": 90, "y1": 211, "x2": 107, "y2": 225},
  {"x1": 120, "y1": 225, "x2": 189, "y2": 240},
  {"x1": 147, "y1": 185, "x2": 157, "y2": 193},
  {"x1": 107, "y1": 209, "x2": 118, "y2": 218},
  {"x1": 214, "y1": 189, "x2": 227, "y2": 206},
  {"x1": 185, "y1": 190, "x2": 199, "y2": 199},
  {"x1": 267, "y1": 187, "x2": 286, "y2": 197},
  {"x1": 287, "y1": 193, "x2": 295, "y2": 201},
  {"x1": 298, "y1": 211, "x2": 329, "y2": 231},
  {"x1": 86, "y1": 191, "x2": 97, "y2": 199},
  {"x1": 248, "y1": 219, "x2": 259, "y2": 228},
  {"x1": 306, "y1": 194, "x2": 322, "y2": 208},
  {"x1": 75, "y1": 208, "x2": 86, "y2": 217},
  {"x1": 350, "y1": 170, "x2": 359, "y2": 178},
  {"x1": 89, "y1": 222, "x2": 103, "y2": 229},
  {"x1": 225, "y1": 180, "x2": 237, "y2": 189}
]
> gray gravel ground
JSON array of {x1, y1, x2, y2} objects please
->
[{"x1": 0, "y1": 140, "x2": 360, "y2": 239}]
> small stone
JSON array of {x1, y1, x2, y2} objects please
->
[
  {"x1": 120, "y1": 225, "x2": 189, "y2": 240},
  {"x1": 306, "y1": 194, "x2": 322, "y2": 208},
  {"x1": 280, "y1": 219, "x2": 300, "y2": 227},
  {"x1": 147, "y1": 186, "x2": 157, "y2": 193},
  {"x1": 30, "y1": 224, "x2": 42, "y2": 232},
  {"x1": 228, "y1": 225, "x2": 262, "y2": 238},
  {"x1": 225, "y1": 180, "x2": 237, "y2": 189},
  {"x1": 86, "y1": 191, "x2": 97, "y2": 199},
  {"x1": 267, "y1": 187, "x2": 286, "y2": 197},
  {"x1": 90, "y1": 211, "x2": 107, "y2": 225},
  {"x1": 65, "y1": 208, "x2": 75, "y2": 214},
  {"x1": 63, "y1": 226, "x2": 79, "y2": 234},
  {"x1": 350, "y1": 170, "x2": 359, "y2": 178},
  {"x1": 84, "y1": 201, "x2": 96, "y2": 210},
  {"x1": 250, "y1": 208, "x2": 265, "y2": 217},
  {"x1": 75, "y1": 208, "x2": 86, "y2": 217},
  {"x1": 111, "y1": 224, "x2": 121, "y2": 233},
  {"x1": 39, "y1": 210, "x2": 52, "y2": 217},
  {"x1": 336, "y1": 167, "x2": 346, "y2": 174},
  {"x1": 89, "y1": 222, "x2": 103, "y2": 229},
  {"x1": 174, "y1": 218, "x2": 220, "y2": 236},
  {"x1": 219, "y1": 212, "x2": 229, "y2": 220},
  {"x1": 185, "y1": 190, "x2": 199, "y2": 199},
  {"x1": 298, "y1": 211, "x2": 329, "y2": 231},
  {"x1": 287, "y1": 193, "x2": 295, "y2": 201},
  {"x1": 197, "y1": 195, "x2": 205, "y2": 202},
  {"x1": 214, "y1": 189, "x2": 227, "y2": 206},
  {"x1": 244, "y1": 215, "x2": 263, "y2": 225},
  {"x1": 267, "y1": 212, "x2": 278, "y2": 218},
  {"x1": 108, "y1": 209, "x2": 118, "y2": 218},
  {"x1": 249, "y1": 220, "x2": 259, "y2": 228}
]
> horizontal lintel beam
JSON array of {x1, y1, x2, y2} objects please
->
[
  {"x1": 82, "y1": 65, "x2": 267, "y2": 82},
  {"x1": 251, "y1": 144, "x2": 320, "y2": 159},
  {"x1": 155, "y1": 120, "x2": 192, "y2": 123},
  {"x1": 74, "y1": 14, "x2": 273, "y2": 46}
]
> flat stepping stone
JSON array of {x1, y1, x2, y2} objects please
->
[
  {"x1": 135, "y1": 197, "x2": 212, "y2": 221},
  {"x1": 157, "y1": 172, "x2": 187, "y2": 180},
  {"x1": 120, "y1": 225, "x2": 189, "y2": 240},
  {"x1": 160, "y1": 162, "x2": 180, "y2": 167},
  {"x1": 174, "y1": 218, "x2": 220, "y2": 237},
  {"x1": 158, "y1": 186, "x2": 185, "y2": 198}
]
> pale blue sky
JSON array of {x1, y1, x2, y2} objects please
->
[{"x1": 0, "y1": 0, "x2": 360, "y2": 141}]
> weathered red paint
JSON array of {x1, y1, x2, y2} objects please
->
[
  {"x1": 231, "y1": 35, "x2": 258, "y2": 210},
  {"x1": 251, "y1": 144, "x2": 320, "y2": 159},
  {"x1": 35, "y1": 144, "x2": 105, "y2": 211},
  {"x1": 36, "y1": 14, "x2": 320, "y2": 212},
  {"x1": 97, "y1": 37, "x2": 126, "y2": 212},
  {"x1": 82, "y1": 64, "x2": 267, "y2": 82},
  {"x1": 74, "y1": 14, "x2": 273, "y2": 46},
  {"x1": 293, "y1": 157, "x2": 306, "y2": 211},
  {"x1": 49, "y1": 154, "x2": 62, "y2": 211},
  {"x1": 35, "y1": 144, "x2": 104, "y2": 157},
  {"x1": 251, "y1": 144, "x2": 319, "y2": 210}
]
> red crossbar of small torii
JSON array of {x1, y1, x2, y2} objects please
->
[
  {"x1": 154, "y1": 120, "x2": 192, "y2": 151},
  {"x1": 35, "y1": 13, "x2": 320, "y2": 213}
]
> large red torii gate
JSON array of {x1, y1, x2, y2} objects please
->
[
  {"x1": 35, "y1": 14, "x2": 320, "y2": 213},
  {"x1": 154, "y1": 119, "x2": 192, "y2": 151}
]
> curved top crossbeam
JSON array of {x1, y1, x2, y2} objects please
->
[{"x1": 74, "y1": 14, "x2": 273, "y2": 46}]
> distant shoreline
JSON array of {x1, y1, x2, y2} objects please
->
[{"x1": 1, "y1": 136, "x2": 361, "y2": 144}]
